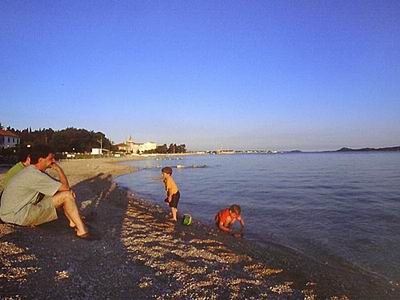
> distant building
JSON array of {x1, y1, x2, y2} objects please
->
[
  {"x1": 126, "y1": 136, "x2": 140, "y2": 153},
  {"x1": 137, "y1": 142, "x2": 157, "y2": 153},
  {"x1": 216, "y1": 149, "x2": 235, "y2": 154},
  {"x1": 114, "y1": 136, "x2": 157, "y2": 154},
  {"x1": 0, "y1": 129, "x2": 20, "y2": 149},
  {"x1": 91, "y1": 148, "x2": 103, "y2": 155},
  {"x1": 114, "y1": 143, "x2": 129, "y2": 152},
  {"x1": 91, "y1": 148, "x2": 110, "y2": 155}
]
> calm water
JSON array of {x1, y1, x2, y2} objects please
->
[{"x1": 116, "y1": 152, "x2": 400, "y2": 282}]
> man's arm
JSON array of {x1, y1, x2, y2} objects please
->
[{"x1": 50, "y1": 163, "x2": 70, "y2": 192}]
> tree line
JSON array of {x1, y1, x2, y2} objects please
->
[
  {"x1": 142, "y1": 143, "x2": 186, "y2": 154},
  {"x1": 2, "y1": 126, "x2": 111, "y2": 153},
  {"x1": 1, "y1": 124, "x2": 186, "y2": 155}
]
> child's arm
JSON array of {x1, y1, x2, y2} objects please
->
[
  {"x1": 164, "y1": 178, "x2": 172, "y2": 202},
  {"x1": 231, "y1": 217, "x2": 244, "y2": 238},
  {"x1": 238, "y1": 216, "x2": 245, "y2": 232},
  {"x1": 218, "y1": 221, "x2": 232, "y2": 233},
  {"x1": 167, "y1": 189, "x2": 173, "y2": 202}
]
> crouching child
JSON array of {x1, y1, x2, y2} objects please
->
[{"x1": 215, "y1": 204, "x2": 245, "y2": 237}]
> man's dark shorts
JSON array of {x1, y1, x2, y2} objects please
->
[{"x1": 169, "y1": 191, "x2": 180, "y2": 208}]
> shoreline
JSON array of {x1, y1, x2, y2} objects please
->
[{"x1": 1, "y1": 158, "x2": 398, "y2": 299}]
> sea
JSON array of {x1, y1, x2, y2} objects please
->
[{"x1": 115, "y1": 152, "x2": 400, "y2": 283}]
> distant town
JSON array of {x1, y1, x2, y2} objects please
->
[{"x1": 0, "y1": 126, "x2": 186, "y2": 163}]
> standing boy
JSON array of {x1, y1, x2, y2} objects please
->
[
  {"x1": 161, "y1": 166, "x2": 180, "y2": 222},
  {"x1": 215, "y1": 204, "x2": 245, "y2": 237}
]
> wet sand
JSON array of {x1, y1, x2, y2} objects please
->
[{"x1": 0, "y1": 158, "x2": 398, "y2": 299}]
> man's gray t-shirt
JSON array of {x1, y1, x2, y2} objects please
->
[{"x1": 0, "y1": 166, "x2": 61, "y2": 225}]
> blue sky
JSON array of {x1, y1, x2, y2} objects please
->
[{"x1": 1, "y1": 0, "x2": 399, "y2": 151}]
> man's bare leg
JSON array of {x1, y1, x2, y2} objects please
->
[
  {"x1": 63, "y1": 192, "x2": 79, "y2": 228},
  {"x1": 52, "y1": 191, "x2": 87, "y2": 236},
  {"x1": 64, "y1": 210, "x2": 77, "y2": 228}
]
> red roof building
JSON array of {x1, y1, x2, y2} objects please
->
[{"x1": 0, "y1": 129, "x2": 20, "y2": 148}]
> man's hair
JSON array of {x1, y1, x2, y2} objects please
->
[
  {"x1": 30, "y1": 144, "x2": 54, "y2": 164},
  {"x1": 161, "y1": 166, "x2": 173, "y2": 175},
  {"x1": 17, "y1": 147, "x2": 31, "y2": 162},
  {"x1": 229, "y1": 204, "x2": 241, "y2": 215}
]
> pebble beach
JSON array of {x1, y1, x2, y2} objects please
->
[{"x1": 0, "y1": 158, "x2": 398, "y2": 299}]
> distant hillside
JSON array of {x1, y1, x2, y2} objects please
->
[{"x1": 336, "y1": 146, "x2": 400, "y2": 152}]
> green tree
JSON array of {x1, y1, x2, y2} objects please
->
[
  {"x1": 176, "y1": 144, "x2": 186, "y2": 153},
  {"x1": 156, "y1": 144, "x2": 168, "y2": 153}
]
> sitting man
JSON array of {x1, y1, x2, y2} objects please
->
[
  {"x1": 215, "y1": 204, "x2": 245, "y2": 237},
  {"x1": 0, "y1": 145, "x2": 90, "y2": 239}
]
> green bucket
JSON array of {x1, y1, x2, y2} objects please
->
[{"x1": 182, "y1": 214, "x2": 192, "y2": 226}]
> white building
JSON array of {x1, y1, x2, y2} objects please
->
[
  {"x1": 0, "y1": 129, "x2": 20, "y2": 148},
  {"x1": 115, "y1": 136, "x2": 157, "y2": 154},
  {"x1": 126, "y1": 136, "x2": 140, "y2": 153},
  {"x1": 91, "y1": 148, "x2": 103, "y2": 155},
  {"x1": 137, "y1": 142, "x2": 157, "y2": 153}
]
